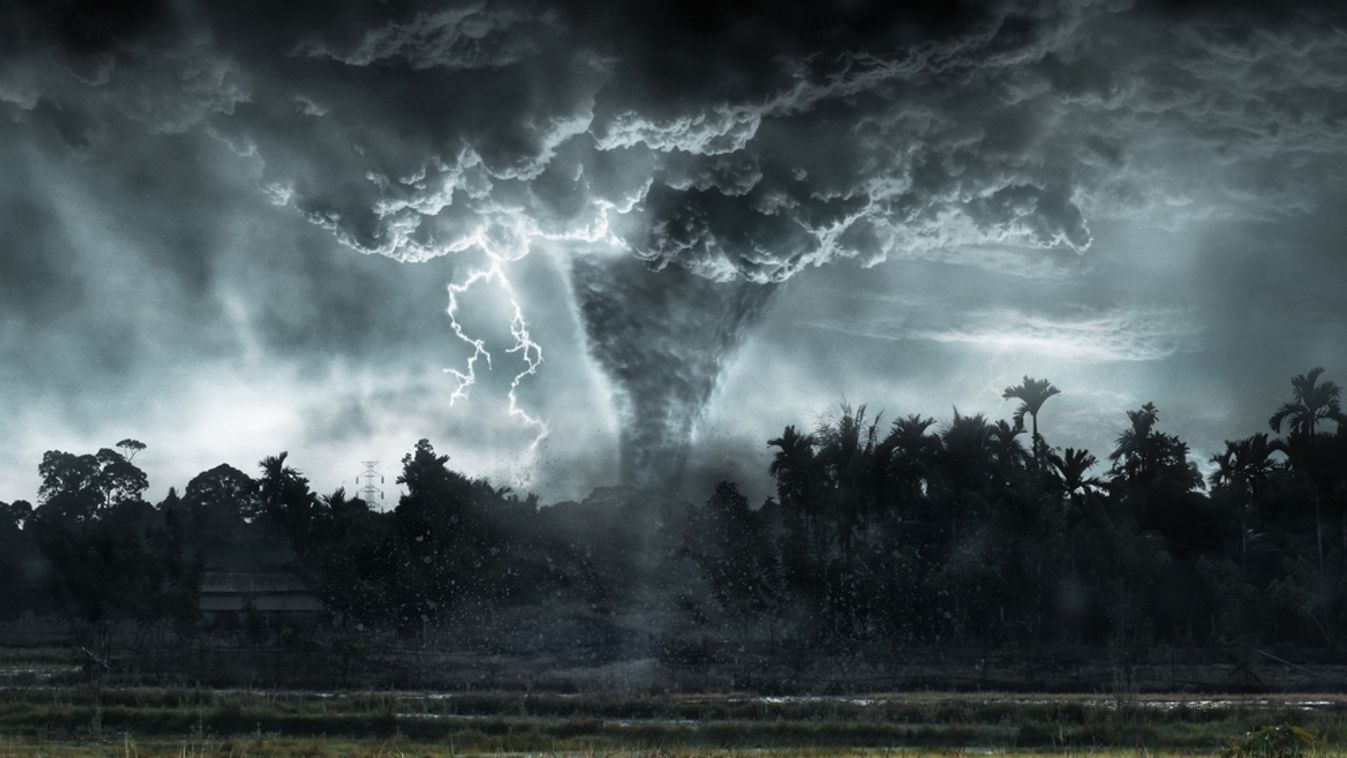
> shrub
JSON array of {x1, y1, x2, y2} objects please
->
[{"x1": 1224, "y1": 724, "x2": 1319, "y2": 758}]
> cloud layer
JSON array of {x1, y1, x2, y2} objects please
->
[
  {"x1": 4, "y1": 0, "x2": 1347, "y2": 496},
  {"x1": 808, "y1": 305, "x2": 1201, "y2": 363},
  {"x1": 7, "y1": 1, "x2": 1347, "y2": 281}
]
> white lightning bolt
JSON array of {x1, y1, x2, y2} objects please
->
[{"x1": 444, "y1": 257, "x2": 549, "y2": 451}]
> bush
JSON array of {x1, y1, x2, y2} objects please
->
[{"x1": 1224, "y1": 724, "x2": 1319, "y2": 758}]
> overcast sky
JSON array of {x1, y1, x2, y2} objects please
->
[{"x1": 3, "y1": 0, "x2": 1346, "y2": 505}]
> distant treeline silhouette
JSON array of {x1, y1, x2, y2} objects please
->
[{"x1": 3, "y1": 368, "x2": 1347, "y2": 656}]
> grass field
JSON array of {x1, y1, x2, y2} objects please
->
[
  {"x1": 0, "y1": 688, "x2": 1345, "y2": 756},
  {"x1": 0, "y1": 741, "x2": 1260, "y2": 758}
]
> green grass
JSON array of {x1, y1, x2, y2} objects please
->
[
  {"x1": 0, "y1": 688, "x2": 1344, "y2": 756},
  {"x1": 0, "y1": 741, "x2": 1283, "y2": 758}
]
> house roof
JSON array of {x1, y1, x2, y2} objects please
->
[{"x1": 200, "y1": 570, "x2": 313, "y2": 595}]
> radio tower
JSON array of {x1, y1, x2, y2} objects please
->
[{"x1": 356, "y1": 461, "x2": 385, "y2": 507}]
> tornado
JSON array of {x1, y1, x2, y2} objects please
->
[
  {"x1": 12, "y1": 0, "x2": 1345, "y2": 491},
  {"x1": 571, "y1": 256, "x2": 774, "y2": 488}
]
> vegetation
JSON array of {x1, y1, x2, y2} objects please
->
[
  {"x1": 0, "y1": 687, "x2": 1344, "y2": 755},
  {"x1": 2, "y1": 368, "x2": 1347, "y2": 672},
  {"x1": 0, "y1": 743, "x2": 1296, "y2": 757},
  {"x1": 1224, "y1": 724, "x2": 1320, "y2": 758}
]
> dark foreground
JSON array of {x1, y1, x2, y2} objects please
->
[{"x1": 1, "y1": 688, "x2": 1345, "y2": 756}]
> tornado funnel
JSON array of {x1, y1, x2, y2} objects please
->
[{"x1": 571, "y1": 255, "x2": 774, "y2": 488}]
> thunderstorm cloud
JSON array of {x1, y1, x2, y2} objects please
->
[
  {"x1": 10, "y1": 1, "x2": 1347, "y2": 274},
  {"x1": 2, "y1": 0, "x2": 1347, "y2": 498}
]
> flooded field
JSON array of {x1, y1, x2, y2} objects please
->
[{"x1": 732, "y1": 693, "x2": 1345, "y2": 712}]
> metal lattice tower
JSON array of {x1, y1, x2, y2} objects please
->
[{"x1": 356, "y1": 461, "x2": 385, "y2": 506}]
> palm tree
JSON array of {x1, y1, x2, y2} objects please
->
[
  {"x1": 1108, "y1": 402, "x2": 1201, "y2": 522},
  {"x1": 1269, "y1": 367, "x2": 1346, "y2": 439},
  {"x1": 1002, "y1": 376, "x2": 1061, "y2": 470},
  {"x1": 769, "y1": 425, "x2": 823, "y2": 601},
  {"x1": 1109, "y1": 402, "x2": 1161, "y2": 484},
  {"x1": 1269, "y1": 368, "x2": 1347, "y2": 575},
  {"x1": 769, "y1": 425, "x2": 823, "y2": 561},
  {"x1": 321, "y1": 486, "x2": 351, "y2": 512},
  {"x1": 1048, "y1": 447, "x2": 1105, "y2": 514},
  {"x1": 939, "y1": 409, "x2": 995, "y2": 540},
  {"x1": 989, "y1": 419, "x2": 1030, "y2": 482},
  {"x1": 1209, "y1": 433, "x2": 1282, "y2": 568},
  {"x1": 258, "y1": 451, "x2": 315, "y2": 543},
  {"x1": 768, "y1": 425, "x2": 818, "y2": 516},
  {"x1": 888, "y1": 414, "x2": 940, "y2": 455},
  {"x1": 884, "y1": 414, "x2": 941, "y2": 506},
  {"x1": 258, "y1": 452, "x2": 292, "y2": 520},
  {"x1": 815, "y1": 405, "x2": 880, "y2": 561},
  {"x1": 941, "y1": 409, "x2": 995, "y2": 486}
]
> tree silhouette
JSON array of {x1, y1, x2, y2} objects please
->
[
  {"x1": 320, "y1": 486, "x2": 352, "y2": 513},
  {"x1": 815, "y1": 404, "x2": 881, "y2": 561},
  {"x1": 1269, "y1": 368, "x2": 1346, "y2": 575},
  {"x1": 1109, "y1": 402, "x2": 1202, "y2": 526},
  {"x1": 1002, "y1": 376, "x2": 1061, "y2": 470},
  {"x1": 939, "y1": 409, "x2": 996, "y2": 542},
  {"x1": 37, "y1": 451, "x2": 103, "y2": 523},
  {"x1": 184, "y1": 463, "x2": 259, "y2": 523},
  {"x1": 1111, "y1": 403, "x2": 1160, "y2": 472},
  {"x1": 36, "y1": 446, "x2": 149, "y2": 521},
  {"x1": 768, "y1": 425, "x2": 822, "y2": 573},
  {"x1": 257, "y1": 452, "x2": 316, "y2": 549},
  {"x1": 1209, "y1": 433, "x2": 1281, "y2": 568},
  {"x1": 989, "y1": 419, "x2": 1030, "y2": 484},
  {"x1": 768, "y1": 425, "x2": 818, "y2": 516},
  {"x1": 115, "y1": 439, "x2": 146, "y2": 462},
  {"x1": 885, "y1": 414, "x2": 941, "y2": 502},
  {"x1": 1269, "y1": 367, "x2": 1346, "y2": 439},
  {"x1": 93, "y1": 448, "x2": 149, "y2": 509},
  {"x1": 12, "y1": 366, "x2": 1347, "y2": 659},
  {"x1": 1048, "y1": 447, "x2": 1105, "y2": 514}
]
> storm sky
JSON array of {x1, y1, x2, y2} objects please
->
[{"x1": 3, "y1": 0, "x2": 1347, "y2": 504}]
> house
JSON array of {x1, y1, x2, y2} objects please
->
[{"x1": 198, "y1": 570, "x2": 323, "y2": 624}]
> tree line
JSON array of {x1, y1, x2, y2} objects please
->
[{"x1": 2, "y1": 368, "x2": 1346, "y2": 657}]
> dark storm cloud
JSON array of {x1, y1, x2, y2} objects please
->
[
  {"x1": 4, "y1": 0, "x2": 1347, "y2": 490},
  {"x1": 12, "y1": 0, "x2": 1346, "y2": 277}
]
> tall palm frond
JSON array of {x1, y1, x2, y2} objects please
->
[
  {"x1": 1002, "y1": 376, "x2": 1061, "y2": 466},
  {"x1": 1269, "y1": 367, "x2": 1347, "y2": 438}
]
